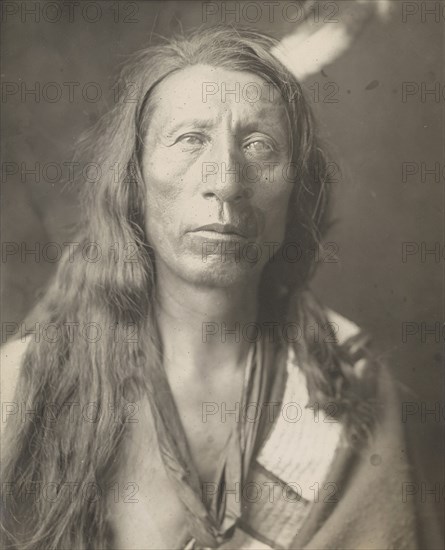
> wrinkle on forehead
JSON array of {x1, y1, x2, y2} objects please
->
[{"x1": 145, "y1": 64, "x2": 290, "y2": 145}]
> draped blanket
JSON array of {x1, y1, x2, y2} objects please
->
[
  {"x1": 0, "y1": 313, "x2": 442, "y2": 549},
  {"x1": 147, "y1": 316, "x2": 442, "y2": 550}
]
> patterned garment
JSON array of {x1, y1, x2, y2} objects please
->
[
  {"x1": 164, "y1": 312, "x2": 434, "y2": 550},
  {"x1": 143, "y1": 312, "x2": 362, "y2": 550},
  {"x1": 181, "y1": 345, "x2": 345, "y2": 550}
]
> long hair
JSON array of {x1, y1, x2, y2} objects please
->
[{"x1": 1, "y1": 25, "x2": 378, "y2": 549}]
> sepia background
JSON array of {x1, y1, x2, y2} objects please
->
[{"x1": 2, "y1": 0, "x2": 443, "y2": 527}]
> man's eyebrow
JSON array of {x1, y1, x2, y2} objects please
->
[
  {"x1": 239, "y1": 120, "x2": 286, "y2": 134},
  {"x1": 163, "y1": 118, "x2": 288, "y2": 138},
  {"x1": 163, "y1": 118, "x2": 216, "y2": 136}
]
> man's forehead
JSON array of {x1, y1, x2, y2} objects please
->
[{"x1": 148, "y1": 65, "x2": 287, "y2": 130}]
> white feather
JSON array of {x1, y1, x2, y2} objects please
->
[
  {"x1": 271, "y1": 0, "x2": 392, "y2": 80},
  {"x1": 272, "y1": 25, "x2": 351, "y2": 81}
]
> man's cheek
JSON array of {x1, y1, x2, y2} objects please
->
[
  {"x1": 145, "y1": 201, "x2": 176, "y2": 244},
  {"x1": 148, "y1": 181, "x2": 184, "y2": 208},
  {"x1": 146, "y1": 176, "x2": 185, "y2": 215},
  {"x1": 262, "y1": 205, "x2": 289, "y2": 244},
  {"x1": 251, "y1": 191, "x2": 290, "y2": 239}
]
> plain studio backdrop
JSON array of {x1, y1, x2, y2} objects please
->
[{"x1": 1, "y1": 0, "x2": 443, "y2": 529}]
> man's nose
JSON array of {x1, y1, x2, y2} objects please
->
[{"x1": 201, "y1": 139, "x2": 248, "y2": 203}]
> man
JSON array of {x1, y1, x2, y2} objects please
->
[{"x1": 1, "y1": 26, "x2": 441, "y2": 549}]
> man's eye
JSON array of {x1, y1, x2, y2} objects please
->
[
  {"x1": 244, "y1": 140, "x2": 274, "y2": 153},
  {"x1": 176, "y1": 134, "x2": 205, "y2": 146}
]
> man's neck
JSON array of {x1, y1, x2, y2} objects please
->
[{"x1": 155, "y1": 264, "x2": 260, "y2": 376}]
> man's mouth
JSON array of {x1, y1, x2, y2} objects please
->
[{"x1": 191, "y1": 223, "x2": 248, "y2": 238}]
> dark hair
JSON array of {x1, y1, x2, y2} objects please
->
[{"x1": 1, "y1": 25, "x2": 377, "y2": 549}]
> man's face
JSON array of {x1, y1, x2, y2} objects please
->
[{"x1": 141, "y1": 64, "x2": 294, "y2": 288}]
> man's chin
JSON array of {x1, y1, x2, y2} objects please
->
[{"x1": 176, "y1": 256, "x2": 263, "y2": 288}]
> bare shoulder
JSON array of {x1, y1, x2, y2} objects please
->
[{"x1": 1, "y1": 336, "x2": 32, "y2": 413}]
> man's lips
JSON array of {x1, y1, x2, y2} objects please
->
[{"x1": 190, "y1": 223, "x2": 249, "y2": 238}]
